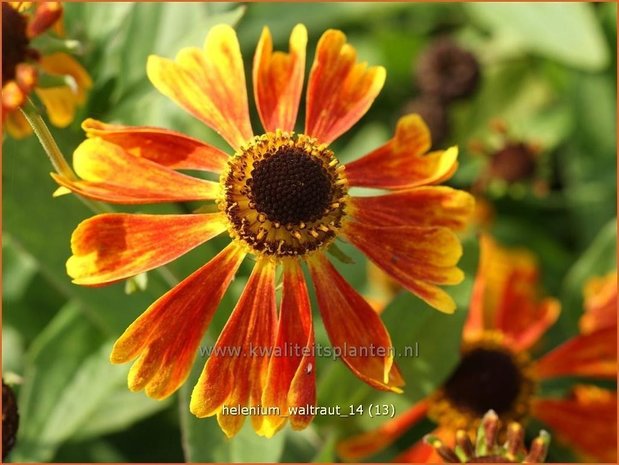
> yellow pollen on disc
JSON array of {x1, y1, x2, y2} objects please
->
[
  {"x1": 219, "y1": 131, "x2": 349, "y2": 259},
  {"x1": 427, "y1": 331, "x2": 536, "y2": 433}
]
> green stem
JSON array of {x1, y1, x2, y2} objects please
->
[
  {"x1": 20, "y1": 98, "x2": 77, "y2": 181},
  {"x1": 20, "y1": 98, "x2": 179, "y2": 287}
]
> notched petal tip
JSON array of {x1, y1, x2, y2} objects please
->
[
  {"x1": 148, "y1": 27, "x2": 253, "y2": 150},
  {"x1": 345, "y1": 114, "x2": 459, "y2": 190},
  {"x1": 305, "y1": 28, "x2": 385, "y2": 144},
  {"x1": 254, "y1": 23, "x2": 307, "y2": 133}
]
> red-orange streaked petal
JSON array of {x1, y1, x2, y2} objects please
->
[
  {"x1": 492, "y1": 244, "x2": 560, "y2": 350},
  {"x1": 349, "y1": 187, "x2": 475, "y2": 231},
  {"x1": 147, "y1": 25, "x2": 253, "y2": 150},
  {"x1": 344, "y1": 221, "x2": 463, "y2": 313},
  {"x1": 110, "y1": 242, "x2": 245, "y2": 399},
  {"x1": 498, "y1": 296, "x2": 560, "y2": 352},
  {"x1": 190, "y1": 259, "x2": 277, "y2": 438},
  {"x1": 262, "y1": 260, "x2": 315, "y2": 436},
  {"x1": 67, "y1": 213, "x2": 227, "y2": 286},
  {"x1": 253, "y1": 24, "x2": 307, "y2": 133},
  {"x1": 337, "y1": 400, "x2": 428, "y2": 461},
  {"x1": 27, "y1": 1, "x2": 62, "y2": 37},
  {"x1": 464, "y1": 234, "x2": 558, "y2": 348},
  {"x1": 308, "y1": 253, "x2": 404, "y2": 392},
  {"x1": 305, "y1": 29, "x2": 385, "y2": 145},
  {"x1": 52, "y1": 138, "x2": 220, "y2": 204},
  {"x1": 393, "y1": 440, "x2": 437, "y2": 463},
  {"x1": 393, "y1": 427, "x2": 449, "y2": 463},
  {"x1": 463, "y1": 250, "x2": 487, "y2": 339},
  {"x1": 532, "y1": 385, "x2": 617, "y2": 462},
  {"x1": 534, "y1": 326, "x2": 617, "y2": 379},
  {"x1": 580, "y1": 271, "x2": 617, "y2": 334},
  {"x1": 81, "y1": 118, "x2": 229, "y2": 173},
  {"x1": 345, "y1": 114, "x2": 458, "y2": 189},
  {"x1": 493, "y1": 269, "x2": 557, "y2": 353}
]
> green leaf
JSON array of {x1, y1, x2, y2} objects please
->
[
  {"x1": 2, "y1": 326, "x2": 25, "y2": 376},
  {"x1": 12, "y1": 301, "x2": 105, "y2": 461},
  {"x1": 12, "y1": 302, "x2": 168, "y2": 461},
  {"x1": 2, "y1": 236, "x2": 37, "y2": 302},
  {"x1": 466, "y1": 3, "x2": 609, "y2": 70}
]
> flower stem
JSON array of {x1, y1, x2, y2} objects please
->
[{"x1": 20, "y1": 97, "x2": 78, "y2": 181}]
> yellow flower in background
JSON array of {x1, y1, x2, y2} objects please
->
[
  {"x1": 338, "y1": 235, "x2": 616, "y2": 462},
  {"x1": 2, "y1": 2, "x2": 91, "y2": 138},
  {"x1": 55, "y1": 24, "x2": 474, "y2": 438}
]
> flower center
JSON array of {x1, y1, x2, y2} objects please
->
[
  {"x1": 443, "y1": 348, "x2": 522, "y2": 416},
  {"x1": 250, "y1": 147, "x2": 332, "y2": 225},
  {"x1": 428, "y1": 333, "x2": 535, "y2": 431},
  {"x1": 221, "y1": 131, "x2": 348, "y2": 258},
  {"x1": 490, "y1": 143, "x2": 537, "y2": 183},
  {"x1": 2, "y1": 3, "x2": 30, "y2": 84}
]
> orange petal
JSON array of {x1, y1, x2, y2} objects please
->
[
  {"x1": 308, "y1": 253, "x2": 404, "y2": 392},
  {"x1": 580, "y1": 271, "x2": 617, "y2": 334},
  {"x1": 344, "y1": 221, "x2": 463, "y2": 313},
  {"x1": 349, "y1": 187, "x2": 474, "y2": 231},
  {"x1": 147, "y1": 25, "x2": 253, "y2": 150},
  {"x1": 464, "y1": 234, "x2": 558, "y2": 349},
  {"x1": 190, "y1": 259, "x2": 277, "y2": 438},
  {"x1": 393, "y1": 429, "x2": 448, "y2": 464},
  {"x1": 110, "y1": 242, "x2": 245, "y2": 399},
  {"x1": 337, "y1": 400, "x2": 428, "y2": 460},
  {"x1": 27, "y1": 1, "x2": 62, "y2": 37},
  {"x1": 81, "y1": 118, "x2": 229, "y2": 173},
  {"x1": 463, "y1": 250, "x2": 487, "y2": 339},
  {"x1": 38, "y1": 53, "x2": 92, "y2": 102},
  {"x1": 67, "y1": 213, "x2": 227, "y2": 286},
  {"x1": 345, "y1": 114, "x2": 458, "y2": 189},
  {"x1": 35, "y1": 87, "x2": 78, "y2": 127},
  {"x1": 491, "y1": 267, "x2": 559, "y2": 352},
  {"x1": 532, "y1": 385, "x2": 617, "y2": 462},
  {"x1": 36, "y1": 53, "x2": 92, "y2": 127},
  {"x1": 262, "y1": 260, "x2": 315, "y2": 436},
  {"x1": 534, "y1": 326, "x2": 617, "y2": 379},
  {"x1": 393, "y1": 440, "x2": 438, "y2": 463},
  {"x1": 52, "y1": 138, "x2": 220, "y2": 204},
  {"x1": 2, "y1": 81, "x2": 26, "y2": 112},
  {"x1": 253, "y1": 24, "x2": 307, "y2": 133},
  {"x1": 305, "y1": 29, "x2": 385, "y2": 145},
  {"x1": 492, "y1": 241, "x2": 560, "y2": 350},
  {"x1": 16, "y1": 63, "x2": 38, "y2": 94},
  {"x1": 5, "y1": 109, "x2": 32, "y2": 139}
]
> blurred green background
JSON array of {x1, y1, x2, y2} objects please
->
[{"x1": 2, "y1": 2, "x2": 616, "y2": 462}]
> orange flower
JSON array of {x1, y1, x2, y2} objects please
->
[
  {"x1": 2, "y1": 2, "x2": 91, "y2": 138},
  {"x1": 56, "y1": 25, "x2": 474, "y2": 438},
  {"x1": 338, "y1": 235, "x2": 616, "y2": 462}
]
